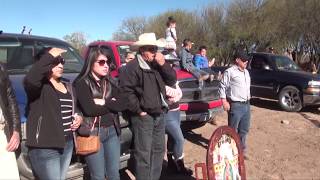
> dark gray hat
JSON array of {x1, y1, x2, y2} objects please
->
[{"x1": 235, "y1": 51, "x2": 250, "y2": 61}]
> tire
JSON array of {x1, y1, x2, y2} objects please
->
[{"x1": 278, "y1": 85, "x2": 302, "y2": 112}]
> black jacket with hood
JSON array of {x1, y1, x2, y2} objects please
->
[{"x1": 119, "y1": 54, "x2": 177, "y2": 115}]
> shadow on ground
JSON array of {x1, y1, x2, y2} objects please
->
[
  {"x1": 120, "y1": 160, "x2": 196, "y2": 180},
  {"x1": 183, "y1": 129, "x2": 209, "y2": 149},
  {"x1": 249, "y1": 97, "x2": 283, "y2": 111}
]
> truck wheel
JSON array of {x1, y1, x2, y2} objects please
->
[{"x1": 278, "y1": 86, "x2": 302, "y2": 112}]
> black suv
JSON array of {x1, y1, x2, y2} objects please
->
[{"x1": 0, "y1": 33, "x2": 132, "y2": 179}]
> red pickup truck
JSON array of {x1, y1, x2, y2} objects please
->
[{"x1": 82, "y1": 40, "x2": 222, "y2": 128}]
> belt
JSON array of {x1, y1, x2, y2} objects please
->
[{"x1": 230, "y1": 100, "x2": 250, "y2": 104}]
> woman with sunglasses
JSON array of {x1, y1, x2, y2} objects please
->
[
  {"x1": 74, "y1": 47, "x2": 126, "y2": 180},
  {"x1": 24, "y1": 47, "x2": 83, "y2": 179}
]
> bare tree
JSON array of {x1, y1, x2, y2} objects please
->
[
  {"x1": 112, "y1": 16, "x2": 146, "y2": 41},
  {"x1": 63, "y1": 32, "x2": 87, "y2": 52}
]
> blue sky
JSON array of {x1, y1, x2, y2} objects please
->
[{"x1": 1, "y1": 0, "x2": 227, "y2": 42}]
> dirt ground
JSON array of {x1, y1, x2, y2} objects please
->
[{"x1": 122, "y1": 97, "x2": 320, "y2": 180}]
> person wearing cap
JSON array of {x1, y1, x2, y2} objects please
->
[
  {"x1": 180, "y1": 39, "x2": 210, "y2": 85},
  {"x1": 119, "y1": 33, "x2": 177, "y2": 180},
  {"x1": 218, "y1": 51, "x2": 251, "y2": 159},
  {"x1": 0, "y1": 59, "x2": 21, "y2": 179}
]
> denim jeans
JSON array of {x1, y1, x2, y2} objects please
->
[
  {"x1": 164, "y1": 110, "x2": 184, "y2": 159},
  {"x1": 187, "y1": 66, "x2": 209, "y2": 79},
  {"x1": 85, "y1": 125, "x2": 120, "y2": 180},
  {"x1": 28, "y1": 139, "x2": 74, "y2": 180},
  {"x1": 228, "y1": 102, "x2": 251, "y2": 150},
  {"x1": 131, "y1": 113, "x2": 165, "y2": 180}
]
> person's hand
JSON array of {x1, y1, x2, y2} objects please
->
[
  {"x1": 6, "y1": 131, "x2": 20, "y2": 152},
  {"x1": 94, "y1": 98, "x2": 105, "y2": 105},
  {"x1": 71, "y1": 114, "x2": 83, "y2": 131},
  {"x1": 49, "y1": 47, "x2": 67, "y2": 58},
  {"x1": 209, "y1": 58, "x2": 215, "y2": 67},
  {"x1": 155, "y1": 52, "x2": 165, "y2": 66},
  {"x1": 139, "y1": 112, "x2": 147, "y2": 116},
  {"x1": 222, "y1": 99, "x2": 230, "y2": 111}
]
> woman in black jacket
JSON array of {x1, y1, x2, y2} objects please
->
[
  {"x1": 73, "y1": 47, "x2": 126, "y2": 180},
  {"x1": 24, "y1": 47, "x2": 83, "y2": 180}
]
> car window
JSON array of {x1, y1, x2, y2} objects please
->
[
  {"x1": 0, "y1": 39, "x2": 83, "y2": 74},
  {"x1": 273, "y1": 56, "x2": 300, "y2": 71},
  {"x1": 117, "y1": 45, "x2": 131, "y2": 65},
  {"x1": 34, "y1": 41, "x2": 83, "y2": 73},
  {"x1": 251, "y1": 55, "x2": 269, "y2": 70}
]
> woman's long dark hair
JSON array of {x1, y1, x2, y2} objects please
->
[{"x1": 74, "y1": 47, "x2": 111, "y2": 84}]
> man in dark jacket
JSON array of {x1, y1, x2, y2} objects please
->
[
  {"x1": 119, "y1": 33, "x2": 177, "y2": 180},
  {"x1": 0, "y1": 65, "x2": 21, "y2": 179}
]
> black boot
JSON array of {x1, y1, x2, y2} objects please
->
[
  {"x1": 176, "y1": 158, "x2": 193, "y2": 176},
  {"x1": 166, "y1": 153, "x2": 178, "y2": 173}
]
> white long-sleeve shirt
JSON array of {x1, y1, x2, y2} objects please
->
[{"x1": 219, "y1": 65, "x2": 251, "y2": 102}]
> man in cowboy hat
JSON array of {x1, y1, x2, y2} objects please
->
[{"x1": 119, "y1": 33, "x2": 177, "y2": 180}]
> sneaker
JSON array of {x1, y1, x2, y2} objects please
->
[{"x1": 199, "y1": 80, "x2": 204, "y2": 89}]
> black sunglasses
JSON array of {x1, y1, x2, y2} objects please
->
[
  {"x1": 96, "y1": 59, "x2": 108, "y2": 66},
  {"x1": 52, "y1": 56, "x2": 65, "y2": 65}
]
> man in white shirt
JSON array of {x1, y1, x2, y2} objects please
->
[{"x1": 219, "y1": 51, "x2": 251, "y2": 159}]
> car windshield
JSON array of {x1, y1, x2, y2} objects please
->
[
  {"x1": 273, "y1": 56, "x2": 300, "y2": 71},
  {"x1": 0, "y1": 41, "x2": 83, "y2": 74}
]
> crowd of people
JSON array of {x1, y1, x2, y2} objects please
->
[{"x1": 0, "y1": 16, "x2": 253, "y2": 180}]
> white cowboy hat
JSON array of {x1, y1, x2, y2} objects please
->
[{"x1": 130, "y1": 33, "x2": 166, "y2": 51}]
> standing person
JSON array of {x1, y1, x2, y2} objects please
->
[
  {"x1": 165, "y1": 16, "x2": 177, "y2": 54},
  {"x1": 218, "y1": 51, "x2": 251, "y2": 159},
  {"x1": 0, "y1": 64, "x2": 21, "y2": 180},
  {"x1": 180, "y1": 39, "x2": 210, "y2": 84},
  {"x1": 24, "y1": 47, "x2": 83, "y2": 179},
  {"x1": 284, "y1": 48, "x2": 293, "y2": 60},
  {"x1": 119, "y1": 33, "x2": 177, "y2": 180},
  {"x1": 194, "y1": 45, "x2": 215, "y2": 69},
  {"x1": 74, "y1": 47, "x2": 126, "y2": 180},
  {"x1": 164, "y1": 83, "x2": 193, "y2": 176}
]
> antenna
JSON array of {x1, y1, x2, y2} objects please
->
[
  {"x1": 28, "y1": 28, "x2": 32, "y2": 35},
  {"x1": 21, "y1": 26, "x2": 26, "y2": 34}
]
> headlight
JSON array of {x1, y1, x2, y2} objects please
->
[{"x1": 308, "y1": 80, "x2": 320, "y2": 86}]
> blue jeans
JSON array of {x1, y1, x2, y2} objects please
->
[
  {"x1": 131, "y1": 113, "x2": 165, "y2": 180},
  {"x1": 85, "y1": 126, "x2": 120, "y2": 180},
  {"x1": 228, "y1": 102, "x2": 251, "y2": 150},
  {"x1": 164, "y1": 110, "x2": 184, "y2": 159},
  {"x1": 28, "y1": 139, "x2": 74, "y2": 180}
]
